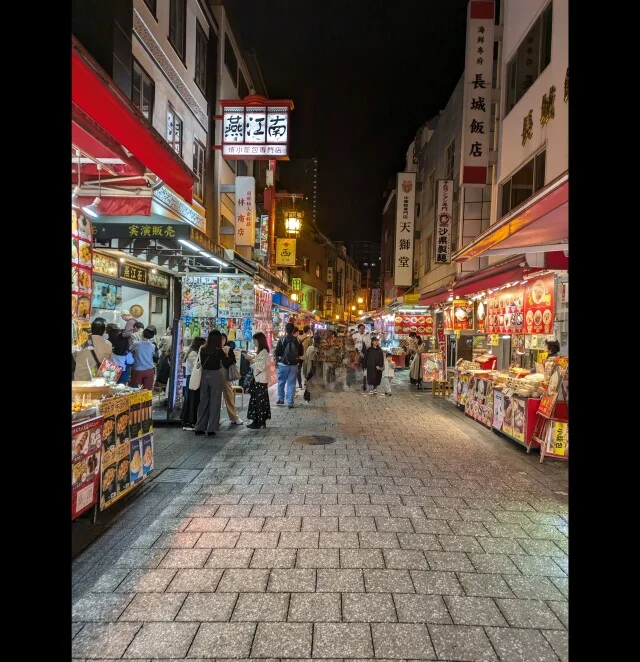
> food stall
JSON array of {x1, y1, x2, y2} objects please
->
[{"x1": 393, "y1": 311, "x2": 435, "y2": 368}]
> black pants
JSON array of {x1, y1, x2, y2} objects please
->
[{"x1": 297, "y1": 361, "x2": 303, "y2": 387}]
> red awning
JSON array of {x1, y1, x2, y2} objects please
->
[
  {"x1": 75, "y1": 196, "x2": 152, "y2": 217},
  {"x1": 452, "y1": 172, "x2": 568, "y2": 262},
  {"x1": 72, "y1": 36, "x2": 195, "y2": 203},
  {"x1": 418, "y1": 255, "x2": 544, "y2": 305}
]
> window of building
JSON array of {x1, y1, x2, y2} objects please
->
[
  {"x1": 132, "y1": 59, "x2": 154, "y2": 121},
  {"x1": 303, "y1": 256, "x2": 310, "y2": 272},
  {"x1": 194, "y1": 21, "x2": 207, "y2": 94},
  {"x1": 445, "y1": 140, "x2": 455, "y2": 182},
  {"x1": 224, "y1": 34, "x2": 238, "y2": 84},
  {"x1": 167, "y1": 103, "x2": 183, "y2": 157},
  {"x1": 500, "y1": 150, "x2": 546, "y2": 217},
  {"x1": 143, "y1": 0, "x2": 156, "y2": 17},
  {"x1": 168, "y1": 0, "x2": 186, "y2": 62},
  {"x1": 238, "y1": 74, "x2": 248, "y2": 100},
  {"x1": 427, "y1": 170, "x2": 435, "y2": 208},
  {"x1": 315, "y1": 263, "x2": 322, "y2": 280},
  {"x1": 193, "y1": 139, "x2": 205, "y2": 202},
  {"x1": 505, "y1": 3, "x2": 553, "y2": 114}
]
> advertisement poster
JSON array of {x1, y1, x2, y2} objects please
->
[
  {"x1": 114, "y1": 396, "x2": 130, "y2": 446},
  {"x1": 394, "y1": 314, "x2": 434, "y2": 337},
  {"x1": 524, "y1": 274, "x2": 555, "y2": 334},
  {"x1": 455, "y1": 373, "x2": 469, "y2": 405},
  {"x1": 487, "y1": 284, "x2": 524, "y2": 334},
  {"x1": 493, "y1": 390, "x2": 505, "y2": 430},
  {"x1": 502, "y1": 392, "x2": 515, "y2": 437},
  {"x1": 465, "y1": 375, "x2": 476, "y2": 416},
  {"x1": 141, "y1": 390, "x2": 153, "y2": 435},
  {"x1": 451, "y1": 300, "x2": 475, "y2": 331},
  {"x1": 218, "y1": 277, "x2": 254, "y2": 317},
  {"x1": 72, "y1": 210, "x2": 93, "y2": 319},
  {"x1": 129, "y1": 392, "x2": 141, "y2": 439},
  {"x1": 480, "y1": 379, "x2": 494, "y2": 427},
  {"x1": 130, "y1": 438, "x2": 143, "y2": 483},
  {"x1": 545, "y1": 420, "x2": 569, "y2": 457},
  {"x1": 182, "y1": 276, "x2": 218, "y2": 318},
  {"x1": 72, "y1": 416, "x2": 102, "y2": 519},
  {"x1": 92, "y1": 281, "x2": 119, "y2": 310},
  {"x1": 443, "y1": 308, "x2": 453, "y2": 331},
  {"x1": 510, "y1": 396, "x2": 526, "y2": 442},
  {"x1": 476, "y1": 300, "x2": 487, "y2": 332},
  {"x1": 142, "y1": 435, "x2": 154, "y2": 475},
  {"x1": 538, "y1": 357, "x2": 568, "y2": 417},
  {"x1": 100, "y1": 398, "x2": 116, "y2": 452},
  {"x1": 421, "y1": 352, "x2": 445, "y2": 382}
]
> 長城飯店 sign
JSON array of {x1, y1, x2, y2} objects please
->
[
  {"x1": 460, "y1": 0, "x2": 495, "y2": 185},
  {"x1": 394, "y1": 172, "x2": 416, "y2": 287}
]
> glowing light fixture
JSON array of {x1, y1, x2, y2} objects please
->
[{"x1": 82, "y1": 196, "x2": 101, "y2": 218}]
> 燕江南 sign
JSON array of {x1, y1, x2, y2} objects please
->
[
  {"x1": 119, "y1": 262, "x2": 147, "y2": 285},
  {"x1": 394, "y1": 172, "x2": 416, "y2": 287},
  {"x1": 435, "y1": 179, "x2": 453, "y2": 264},
  {"x1": 276, "y1": 238, "x2": 296, "y2": 267},
  {"x1": 460, "y1": 0, "x2": 495, "y2": 185},
  {"x1": 235, "y1": 176, "x2": 256, "y2": 247},
  {"x1": 220, "y1": 96, "x2": 293, "y2": 160}
]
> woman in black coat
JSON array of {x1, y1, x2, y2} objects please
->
[{"x1": 363, "y1": 336, "x2": 385, "y2": 394}]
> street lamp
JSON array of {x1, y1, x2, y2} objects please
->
[
  {"x1": 357, "y1": 297, "x2": 364, "y2": 304},
  {"x1": 284, "y1": 214, "x2": 302, "y2": 236}
]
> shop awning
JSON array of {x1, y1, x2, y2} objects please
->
[
  {"x1": 418, "y1": 255, "x2": 542, "y2": 305},
  {"x1": 72, "y1": 36, "x2": 195, "y2": 203},
  {"x1": 452, "y1": 172, "x2": 568, "y2": 262}
]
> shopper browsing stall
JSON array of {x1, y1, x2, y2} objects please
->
[
  {"x1": 221, "y1": 333, "x2": 243, "y2": 426},
  {"x1": 131, "y1": 328, "x2": 156, "y2": 390},
  {"x1": 181, "y1": 336, "x2": 205, "y2": 431},
  {"x1": 73, "y1": 318, "x2": 113, "y2": 381},
  {"x1": 246, "y1": 332, "x2": 272, "y2": 429}
]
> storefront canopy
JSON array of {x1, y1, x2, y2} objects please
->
[
  {"x1": 72, "y1": 36, "x2": 195, "y2": 203},
  {"x1": 419, "y1": 255, "x2": 542, "y2": 305},
  {"x1": 452, "y1": 172, "x2": 568, "y2": 262}
]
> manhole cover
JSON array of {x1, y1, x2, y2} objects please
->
[{"x1": 295, "y1": 435, "x2": 336, "y2": 445}]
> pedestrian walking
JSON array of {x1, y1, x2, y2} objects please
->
[
  {"x1": 302, "y1": 334, "x2": 321, "y2": 400},
  {"x1": 194, "y1": 330, "x2": 235, "y2": 437},
  {"x1": 275, "y1": 322, "x2": 303, "y2": 408},
  {"x1": 246, "y1": 332, "x2": 272, "y2": 429},
  {"x1": 352, "y1": 323, "x2": 371, "y2": 391},
  {"x1": 221, "y1": 333, "x2": 243, "y2": 426},
  {"x1": 181, "y1": 336, "x2": 205, "y2": 430},
  {"x1": 363, "y1": 336, "x2": 384, "y2": 394},
  {"x1": 131, "y1": 328, "x2": 156, "y2": 390},
  {"x1": 382, "y1": 351, "x2": 395, "y2": 396},
  {"x1": 297, "y1": 325, "x2": 312, "y2": 389}
]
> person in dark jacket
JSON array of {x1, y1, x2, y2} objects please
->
[
  {"x1": 363, "y1": 336, "x2": 385, "y2": 395},
  {"x1": 275, "y1": 322, "x2": 303, "y2": 408}
]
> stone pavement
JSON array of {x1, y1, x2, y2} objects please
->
[{"x1": 72, "y1": 374, "x2": 568, "y2": 661}]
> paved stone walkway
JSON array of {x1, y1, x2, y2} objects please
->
[{"x1": 72, "y1": 375, "x2": 568, "y2": 661}]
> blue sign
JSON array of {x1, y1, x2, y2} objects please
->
[{"x1": 272, "y1": 292, "x2": 299, "y2": 312}]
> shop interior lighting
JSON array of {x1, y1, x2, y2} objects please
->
[
  {"x1": 209, "y1": 256, "x2": 228, "y2": 267},
  {"x1": 151, "y1": 268, "x2": 157, "y2": 274},
  {"x1": 178, "y1": 239, "x2": 199, "y2": 251},
  {"x1": 81, "y1": 163, "x2": 102, "y2": 217},
  {"x1": 71, "y1": 185, "x2": 81, "y2": 207},
  {"x1": 119, "y1": 257, "x2": 126, "y2": 263}
]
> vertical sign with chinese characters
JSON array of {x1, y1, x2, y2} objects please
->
[
  {"x1": 276, "y1": 238, "x2": 296, "y2": 267},
  {"x1": 460, "y1": 0, "x2": 495, "y2": 185},
  {"x1": 434, "y1": 180, "x2": 453, "y2": 264},
  {"x1": 394, "y1": 172, "x2": 416, "y2": 287},
  {"x1": 235, "y1": 176, "x2": 256, "y2": 246}
]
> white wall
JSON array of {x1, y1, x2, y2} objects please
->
[
  {"x1": 497, "y1": 0, "x2": 568, "y2": 188},
  {"x1": 133, "y1": 0, "x2": 211, "y2": 202}
]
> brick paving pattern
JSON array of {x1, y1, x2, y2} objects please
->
[{"x1": 72, "y1": 377, "x2": 568, "y2": 660}]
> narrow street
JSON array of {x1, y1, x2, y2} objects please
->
[{"x1": 72, "y1": 376, "x2": 568, "y2": 661}]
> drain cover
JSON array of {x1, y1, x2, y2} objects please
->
[{"x1": 295, "y1": 435, "x2": 336, "y2": 445}]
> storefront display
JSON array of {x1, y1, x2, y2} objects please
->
[
  {"x1": 72, "y1": 416, "x2": 103, "y2": 519},
  {"x1": 394, "y1": 313, "x2": 434, "y2": 337},
  {"x1": 421, "y1": 352, "x2": 445, "y2": 382},
  {"x1": 72, "y1": 210, "x2": 93, "y2": 319},
  {"x1": 98, "y1": 391, "x2": 154, "y2": 510}
]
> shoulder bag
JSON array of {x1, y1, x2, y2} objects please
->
[
  {"x1": 189, "y1": 348, "x2": 203, "y2": 390},
  {"x1": 228, "y1": 363, "x2": 240, "y2": 382}
]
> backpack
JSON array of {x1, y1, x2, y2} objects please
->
[{"x1": 281, "y1": 337, "x2": 300, "y2": 365}]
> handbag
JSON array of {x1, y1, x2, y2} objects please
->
[
  {"x1": 244, "y1": 368, "x2": 256, "y2": 394},
  {"x1": 189, "y1": 348, "x2": 203, "y2": 390},
  {"x1": 228, "y1": 363, "x2": 240, "y2": 382}
]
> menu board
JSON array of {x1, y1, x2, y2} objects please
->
[
  {"x1": 451, "y1": 300, "x2": 475, "y2": 331},
  {"x1": 99, "y1": 393, "x2": 154, "y2": 510},
  {"x1": 254, "y1": 288, "x2": 272, "y2": 319},
  {"x1": 72, "y1": 416, "x2": 103, "y2": 519},
  {"x1": 443, "y1": 308, "x2": 453, "y2": 331},
  {"x1": 72, "y1": 210, "x2": 93, "y2": 319},
  {"x1": 218, "y1": 277, "x2": 254, "y2": 317},
  {"x1": 465, "y1": 377, "x2": 494, "y2": 427},
  {"x1": 421, "y1": 352, "x2": 445, "y2": 382},
  {"x1": 524, "y1": 274, "x2": 555, "y2": 334},
  {"x1": 394, "y1": 314, "x2": 434, "y2": 337},
  {"x1": 182, "y1": 276, "x2": 218, "y2": 318},
  {"x1": 538, "y1": 357, "x2": 568, "y2": 418},
  {"x1": 454, "y1": 373, "x2": 469, "y2": 404},
  {"x1": 544, "y1": 420, "x2": 568, "y2": 457},
  {"x1": 487, "y1": 285, "x2": 524, "y2": 334}
]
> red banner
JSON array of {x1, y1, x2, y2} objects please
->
[
  {"x1": 524, "y1": 274, "x2": 555, "y2": 334},
  {"x1": 394, "y1": 314, "x2": 434, "y2": 336},
  {"x1": 451, "y1": 300, "x2": 474, "y2": 331}
]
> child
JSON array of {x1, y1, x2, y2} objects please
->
[{"x1": 382, "y1": 352, "x2": 395, "y2": 396}]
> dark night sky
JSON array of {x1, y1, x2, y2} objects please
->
[{"x1": 224, "y1": 0, "x2": 470, "y2": 243}]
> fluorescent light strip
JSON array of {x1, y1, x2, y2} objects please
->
[{"x1": 178, "y1": 239, "x2": 199, "y2": 251}]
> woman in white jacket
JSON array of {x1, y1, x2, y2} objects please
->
[
  {"x1": 246, "y1": 332, "x2": 272, "y2": 429},
  {"x1": 181, "y1": 336, "x2": 205, "y2": 430}
]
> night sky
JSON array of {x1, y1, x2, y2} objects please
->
[{"x1": 224, "y1": 0, "x2": 470, "y2": 243}]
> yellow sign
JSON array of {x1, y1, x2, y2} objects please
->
[
  {"x1": 488, "y1": 334, "x2": 499, "y2": 346},
  {"x1": 404, "y1": 293, "x2": 420, "y2": 304},
  {"x1": 276, "y1": 238, "x2": 296, "y2": 267},
  {"x1": 546, "y1": 421, "x2": 568, "y2": 457}
]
